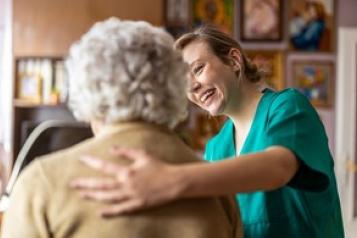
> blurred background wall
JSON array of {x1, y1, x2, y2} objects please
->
[{"x1": 12, "y1": 0, "x2": 163, "y2": 56}]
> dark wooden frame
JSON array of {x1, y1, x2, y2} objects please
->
[{"x1": 240, "y1": 0, "x2": 284, "y2": 42}]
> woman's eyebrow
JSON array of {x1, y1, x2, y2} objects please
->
[{"x1": 189, "y1": 59, "x2": 201, "y2": 69}]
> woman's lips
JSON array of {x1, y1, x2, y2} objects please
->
[{"x1": 200, "y1": 88, "x2": 216, "y2": 105}]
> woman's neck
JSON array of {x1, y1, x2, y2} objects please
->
[{"x1": 226, "y1": 81, "x2": 263, "y2": 129}]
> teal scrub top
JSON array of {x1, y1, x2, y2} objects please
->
[{"x1": 204, "y1": 88, "x2": 344, "y2": 238}]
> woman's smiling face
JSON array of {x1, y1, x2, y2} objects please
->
[{"x1": 182, "y1": 40, "x2": 239, "y2": 116}]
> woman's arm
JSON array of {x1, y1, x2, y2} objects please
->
[
  {"x1": 181, "y1": 146, "x2": 299, "y2": 197},
  {"x1": 71, "y1": 146, "x2": 299, "y2": 216}
]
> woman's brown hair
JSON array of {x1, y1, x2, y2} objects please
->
[{"x1": 174, "y1": 25, "x2": 263, "y2": 83}]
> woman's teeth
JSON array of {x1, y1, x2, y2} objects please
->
[{"x1": 201, "y1": 89, "x2": 215, "y2": 103}]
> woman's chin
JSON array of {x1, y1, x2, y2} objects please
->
[
  {"x1": 206, "y1": 105, "x2": 223, "y2": 117},
  {"x1": 200, "y1": 99, "x2": 225, "y2": 116}
]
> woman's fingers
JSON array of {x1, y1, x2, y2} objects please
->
[
  {"x1": 70, "y1": 177, "x2": 119, "y2": 190},
  {"x1": 79, "y1": 155, "x2": 124, "y2": 175},
  {"x1": 100, "y1": 199, "x2": 146, "y2": 217},
  {"x1": 71, "y1": 148, "x2": 178, "y2": 215},
  {"x1": 79, "y1": 147, "x2": 152, "y2": 176},
  {"x1": 80, "y1": 190, "x2": 129, "y2": 203},
  {"x1": 110, "y1": 146, "x2": 150, "y2": 163}
]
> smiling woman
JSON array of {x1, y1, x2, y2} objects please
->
[
  {"x1": 71, "y1": 25, "x2": 344, "y2": 238},
  {"x1": 174, "y1": 27, "x2": 264, "y2": 118}
]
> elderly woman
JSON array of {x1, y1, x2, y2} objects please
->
[{"x1": 1, "y1": 18, "x2": 242, "y2": 238}]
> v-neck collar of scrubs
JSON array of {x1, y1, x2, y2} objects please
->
[{"x1": 233, "y1": 88, "x2": 272, "y2": 156}]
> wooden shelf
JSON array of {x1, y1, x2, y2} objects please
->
[{"x1": 13, "y1": 99, "x2": 66, "y2": 108}]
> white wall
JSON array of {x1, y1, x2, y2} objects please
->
[
  {"x1": 0, "y1": 0, "x2": 13, "y2": 152},
  {"x1": 0, "y1": 0, "x2": 5, "y2": 143},
  {"x1": 336, "y1": 27, "x2": 357, "y2": 238}
]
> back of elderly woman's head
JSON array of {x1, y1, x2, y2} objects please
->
[{"x1": 66, "y1": 18, "x2": 188, "y2": 129}]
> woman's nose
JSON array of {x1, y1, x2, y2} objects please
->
[{"x1": 189, "y1": 81, "x2": 201, "y2": 93}]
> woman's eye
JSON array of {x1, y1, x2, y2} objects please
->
[{"x1": 193, "y1": 65, "x2": 204, "y2": 75}]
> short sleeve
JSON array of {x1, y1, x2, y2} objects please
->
[
  {"x1": 1, "y1": 161, "x2": 51, "y2": 238},
  {"x1": 265, "y1": 90, "x2": 332, "y2": 191}
]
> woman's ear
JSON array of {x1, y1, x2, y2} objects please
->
[{"x1": 228, "y1": 48, "x2": 243, "y2": 72}]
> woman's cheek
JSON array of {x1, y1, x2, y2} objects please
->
[
  {"x1": 189, "y1": 95, "x2": 202, "y2": 107},
  {"x1": 187, "y1": 93, "x2": 196, "y2": 103}
]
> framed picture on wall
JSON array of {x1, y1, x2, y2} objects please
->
[
  {"x1": 289, "y1": 0, "x2": 335, "y2": 52},
  {"x1": 18, "y1": 74, "x2": 42, "y2": 103},
  {"x1": 245, "y1": 50, "x2": 284, "y2": 90},
  {"x1": 288, "y1": 56, "x2": 334, "y2": 107},
  {"x1": 165, "y1": 0, "x2": 191, "y2": 38},
  {"x1": 192, "y1": 0, "x2": 234, "y2": 35},
  {"x1": 165, "y1": 0, "x2": 190, "y2": 26},
  {"x1": 240, "y1": 0, "x2": 283, "y2": 42},
  {"x1": 17, "y1": 60, "x2": 42, "y2": 103}
]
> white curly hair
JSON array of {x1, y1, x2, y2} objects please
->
[{"x1": 66, "y1": 18, "x2": 188, "y2": 129}]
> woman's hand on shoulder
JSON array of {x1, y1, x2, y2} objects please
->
[{"x1": 70, "y1": 147, "x2": 185, "y2": 217}]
